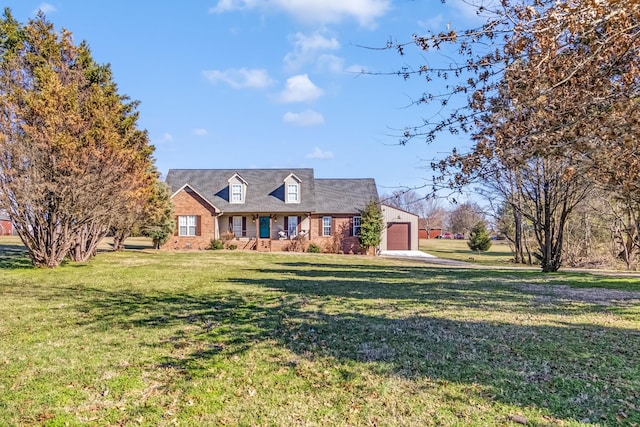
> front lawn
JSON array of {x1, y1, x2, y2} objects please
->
[{"x1": 1, "y1": 240, "x2": 639, "y2": 426}]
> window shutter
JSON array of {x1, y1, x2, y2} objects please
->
[
  {"x1": 318, "y1": 217, "x2": 323, "y2": 235},
  {"x1": 297, "y1": 216, "x2": 301, "y2": 232},
  {"x1": 242, "y1": 216, "x2": 247, "y2": 237},
  {"x1": 175, "y1": 217, "x2": 179, "y2": 236},
  {"x1": 284, "y1": 217, "x2": 289, "y2": 231},
  {"x1": 196, "y1": 215, "x2": 202, "y2": 236},
  {"x1": 229, "y1": 217, "x2": 232, "y2": 231},
  {"x1": 349, "y1": 217, "x2": 353, "y2": 236}
]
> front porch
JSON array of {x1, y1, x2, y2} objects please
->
[{"x1": 218, "y1": 213, "x2": 312, "y2": 252}]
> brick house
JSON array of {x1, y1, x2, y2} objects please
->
[{"x1": 163, "y1": 168, "x2": 382, "y2": 253}]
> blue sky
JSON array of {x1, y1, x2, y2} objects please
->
[{"x1": 5, "y1": 0, "x2": 484, "y2": 195}]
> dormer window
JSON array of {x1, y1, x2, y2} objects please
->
[
  {"x1": 284, "y1": 173, "x2": 301, "y2": 204},
  {"x1": 287, "y1": 184, "x2": 299, "y2": 202},
  {"x1": 228, "y1": 173, "x2": 247, "y2": 204},
  {"x1": 231, "y1": 184, "x2": 243, "y2": 203}
]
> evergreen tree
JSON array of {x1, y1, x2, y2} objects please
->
[
  {"x1": 359, "y1": 200, "x2": 384, "y2": 253},
  {"x1": 0, "y1": 10, "x2": 153, "y2": 266},
  {"x1": 467, "y1": 222, "x2": 492, "y2": 253}
]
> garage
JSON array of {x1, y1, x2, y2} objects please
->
[
  {"x1": 380, "y1": 204, "x2": 419, "y2": 252},
  {"x1": 386, "y1": 222, "x2": 410, "y2": 250}
]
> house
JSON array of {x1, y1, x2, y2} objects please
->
[
  {"x1": 0, "y1": 210, "x2": 13, "y2": 236},
  {"x1": 164, "y1": 168, "x2": 417, "y2": 253},
  {"x1": 165, "y1": 169, "x2": 374, "y2": 253}
]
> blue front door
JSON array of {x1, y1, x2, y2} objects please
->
[{"x1": 259, "y1": 216, "x2": 270, "y2": 239}]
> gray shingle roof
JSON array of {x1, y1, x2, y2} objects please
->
[
  {"x1": 166, "y1": 169, "x2": 316, "y2": 213},
  {"x1": 314, "y1": 179, "x2": 378, "y2": 214},
  {"x1": 165, "y1": 169, "x2": 378, "y2": 214}
]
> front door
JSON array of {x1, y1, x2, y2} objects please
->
[{"x1": 259, "y1": 216, "x2": 270, "y2": 239}]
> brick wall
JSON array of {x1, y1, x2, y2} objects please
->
[
  {"x1": 162, "y1": 189, "x2": 218, "y2": 250},
  {"x1": 307, "y1": 215, "x2": 367, "y2": 254}
]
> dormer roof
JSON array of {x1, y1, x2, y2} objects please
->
[
  {"x1": 228, "y1": 173, "x2": 248, "y2": 185},
  {"x1": 284, "y1": 173, "x2": 302, "y2": 183}
]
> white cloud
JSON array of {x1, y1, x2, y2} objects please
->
[
  {"x1": 284, "y1": 32, "x2": 340, "y2": 71},
  {"x1": 283, "y1": 110, "x2": 325, "y2": 126},
  {"x1": 202, "y1": 68, "x2": 274, "y2": 89},
  {"x1": 35, "y1": 2, "x2": 56, "y2": 14},
  {"x1": 154, "y1": 133, "x2": 174, "y2": 144},
  {"x1": 306, "y1": 146, "x2": 334, "y2": 160},
  {"x1": 279, "y1": 74, "x2": 323, "y2": 103},
  {"x1": 317, "y1": 54, "x2": 344, "y2": 73},
  {"x1": 209, "y1": 0, "x2": 391, "y2": 27},
  {"x1": 192, "y1": 128, "x2": 208, "y2": 136}
]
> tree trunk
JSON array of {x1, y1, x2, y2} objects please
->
[
  {"x1": 512, "y1": 208, "x2": 524, "y2": 264},
  {"x1": 112, "y1": 228, "x2": 130, "y2": 252},
  {"x1": 11, "y1": 207, "x2": 71, "y2": 268},
  {"x1": 68, "y1": 222, "x2": 108, "y2": 262}
]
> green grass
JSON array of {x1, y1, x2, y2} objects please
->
[
  {"x1": 1, "y1": 237, "x2": 639, "y2": 426},
  {"x1": 420, "y1": 238, "x2": 516, "y2": 265}
]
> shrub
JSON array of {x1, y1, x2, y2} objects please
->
[
  {"x1": 208, "y1": 239, "x2": 224, "y2": 250},
  {"x1": 468, "y1": 222, "x2": 492, "y2": 253},
  {"x1": 285, "y1": 235, "x2": 307, "y2": 252},
  {"x1": 227, "y1": 244, "x2": 237, "y2": 250},
  {"x1": 307, "y1": 243, "x2": 321, "y2": 253}
]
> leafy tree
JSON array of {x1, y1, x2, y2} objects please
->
[
  {"x1": 0, "y1": 10, "x2": 153, "y2": 266},
  {"x1": 382, "y1": 0, "x2": 639, "y2": 271},
  {"x1": 467, "y1": 222, "x2": 492, "y2": 253},
  {"x1": 141, "y1": 180, "x2": 175, "y2": 249},
  {"x1": 359, "y1": 200, "x2": 384, "y2": 252}
]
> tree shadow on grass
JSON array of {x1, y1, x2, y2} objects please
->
[
  {"x1": 36, "y1": 262, "x2": 638, "y2": 426},
  {"x1": 0, "y1": 244, "x2": 32, "y2": 269},
  {"x1": 246, "y1": 262, "x2": 640, "y2": 318},
  {"x1": 276, "y1": 260, "x2": 640, "y2": 292}
]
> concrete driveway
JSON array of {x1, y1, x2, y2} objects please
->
[{"x1": 379, "y1": 250, "x2": 473, "y2": 266}]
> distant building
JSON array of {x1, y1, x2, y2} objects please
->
[
  {"x1": 418, "y1": 217, "x2": 443, "y2": 239},
  {"x1": 0, "y1": 210, "x2": 13, "y2": 236}
]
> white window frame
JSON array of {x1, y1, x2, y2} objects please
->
[
  {"x1": 231, "y1": 183, "x2": 244, "y2": 203},
  {"x1": 353, "y1": 216, "x2": 361, "y2": 236},
  {"x1": 322, "y1": 216, "x2": 332, "y2": 236},
  {"x1": 287, "y1": 183, "x2": 299, "y2": 203},
  {"x1": 179, "y1": 215, "x2": 197, "y2": 236},
  {"x1": 232, "y1": 216, "x2": 243, "y2": 237},
  {"x1": 288, "y1": 216, "x2": 298, "y2": 238}
]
